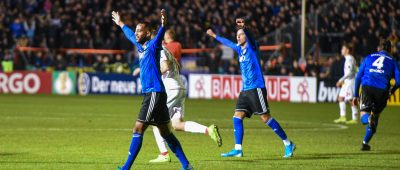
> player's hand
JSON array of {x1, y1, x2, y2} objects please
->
[
  {"x1": 206, "y1": 29, "x2": 216, "y2": 38},
  {"x1": 352, "y1": 97, "x2": 359, "y2": 106},
  {"x1": 112, "y1": 11, "x2": 123, "y2": 27},
  {"x1": 132, "y1": 68, "x2": 140, "y2": 76},
  {"x1": 236, "y1": 18, "x2": 245, "y2": 28},
  {"x1": 161, "y1": 9, "x2": 166, "y2": 27},
  {"x1": 336, "y1": 81, "x2": 342, "y2": 87}
]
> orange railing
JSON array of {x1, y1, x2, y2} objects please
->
[{"x1": 15, "y1": 43, "x2": 291, "y2": 54}]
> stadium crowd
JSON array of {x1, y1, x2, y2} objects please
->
[{"x1": 0, "y1": 0, "x2": 399, "y2": 80}]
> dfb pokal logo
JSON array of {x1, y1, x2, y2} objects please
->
[{"x1": 78, "y1": 73, "x2": 90, "y2": 95}]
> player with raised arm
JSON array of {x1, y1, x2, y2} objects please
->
[
  {"x1": 206, "y1": 18, "x2": 295, "y2": 158},
  {"x1": 133, "y1": 28, "x2": 222, "y2": 163},
  {"x1": 353, "y1": 39, "x2": 400, "y2": 151},
  {"x1": 111, "y1": 10, "x2": 193, "y2": 170},
  {"x1": 334, "y1": 44, "x2": 359, "y2": 124}
]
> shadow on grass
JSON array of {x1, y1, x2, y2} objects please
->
[{"x1": 0, "y1": 152, "x2": 18, "y2": 156}]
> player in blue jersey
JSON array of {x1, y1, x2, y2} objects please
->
[
  {"x1": 206, "y1": 18, "x2": 295, "y2": 158},
  {"x1": 353, "y1": 39, "x2": 400, "y2": 151},
  {"x1": 111, "y1": 10, "x2": 193, "y2": 170}
]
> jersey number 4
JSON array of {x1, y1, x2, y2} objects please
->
[{"x1": 372, "y1": 56, "x2": 385, "y2": 69}]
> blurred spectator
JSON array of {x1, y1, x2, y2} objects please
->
[
  {"x1": 53, "y1": 53, "x2": 67, "y2": 71},
  {"x1": 101, "y1": 55, "x2": 112, "y2": 73},
  {"x1": 304, "y1": 55, "x2": 319, "y2": 77},
  {"x1": 93, "y1": 55, "x2": 104, "y2": 72},
  {"x1": 289, "y1": 60, "x2": 304, "y2": 76},
  {"x1": 10, "y1": 18, "x2": 25, "y2": 39},
  {"x1": 23, "y1": 17, "x2": 35, "y2": 43},
  {"x1": 112, "y1": 54, "x2": 130, "y2": 74},
  {"x1": 0, "y1": 0, "x2": 398, "y2": 75}
]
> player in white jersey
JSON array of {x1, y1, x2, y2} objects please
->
[
  {"x1": 132, "y1": 28, "x2": 222, "y2": 163},
  {"x1": 334, "y1": 44, "x2": 358, "y2": 124}
]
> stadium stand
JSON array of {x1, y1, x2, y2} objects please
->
[{"x1": 0, "y1": 0, "x2": 399, "y2": 78}]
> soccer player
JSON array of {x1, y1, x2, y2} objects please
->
[
  {"x1": 206, "y1": 18, "x2": 295, "y2": 158},
  {"x1": 111, "y1": 10, "x2": 193, "y2": 170},
  {"x1": 163, "y1": 29, "x2": 182, "y2": 63},
  {"x1": 333, "y1": 44, "x2": 358, "y2": 124},
  {"x1": 353, "y1": 39, "x2": 400, "y2": 151},
  {"x1": 134, "y1": 28, "x2": 222, "y2": 163}
]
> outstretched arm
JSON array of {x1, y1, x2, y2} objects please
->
[
  {"x1": 236, "y1": 18, "x2": 257, "y2": 50},
  {"x1": 149, "y1": 9, "x2": 167, "y2": 47},
  {"x1": 206, "y1": 29, "x2": 240, "y2": 53},
  {"x1": 112, "y1": 11, "x2": 140, "y2": 47}
]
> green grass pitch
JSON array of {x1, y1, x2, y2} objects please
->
[{"x1": 0, "y1": 94, "x2": 399, "y2": 170}]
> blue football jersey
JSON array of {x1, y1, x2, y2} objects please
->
[
  {"x1": 354, "y1": 51, "x2": 400, "y2": 97},
  {"x1": 122, "y1": 25, "x2": 166, "y2": 93},
  {"x1": 215, "y1": 29, "x2": 265, "y2": 91}
]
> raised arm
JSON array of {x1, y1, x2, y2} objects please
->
[
  {"x1": 112, "y1": 11, "x2": 140, "y2": 47},
  {"x1": 148, "y1": 9, "x2": 167, "y2": 47},
  {"x1": 206, "y1": 29, "x2": 240, "y2": 53},
  {"x1": 236, "y1": 18, "x2": 257, "y2": 50}
]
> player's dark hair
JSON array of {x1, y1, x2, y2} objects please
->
[
  {"x1": 137, "y1": 21, "x2": 151, "y2": 31},
  {"x1": 342, "y1": 43, "x2": 353, "y2": 54},
  {"x1": 378, "y1": 39, "x2": 392, "y2": 53}
]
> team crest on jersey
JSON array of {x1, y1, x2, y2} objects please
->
[
  {"x1": 239, "y1": 55, "x2": 245, "y2": 62},
  {"x1": 138, "y1": 52, "x2": 144, "y2": 59},
  {"x1": 239, "y1": 48, "x2": 247, "y2": 62}
]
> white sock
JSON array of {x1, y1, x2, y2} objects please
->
[
  {"x1": 339, "y1": 102, "x2": 346, "y2": 117},
  {"x1": 152, "y1": 126, "x2": 168, "y2": 154},
  {"x1": 184, "y1": 121, "x2": 208, "y2": 134},
  {"x1": 283, "y1": 139, "x2": 291, "y2": 146},
  {"x1": 235, "y1": 144, "x2": 242, "y2": 150},
  {"x1": 351, "y1": 105, "x2": 358, "y2": 120}
]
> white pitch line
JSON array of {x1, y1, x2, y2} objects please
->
[{"x1": 0, "y1": 121, "x2": 348, "y2": 132}]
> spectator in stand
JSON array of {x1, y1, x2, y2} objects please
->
[
  {"x1": 304, "y1": 55, "x2": 319, "y2": 77},
  {"x1": 10, "y1": 18, "x2": 25, "y2": 40},
  {"x1": 112, "y1": 54, "x2": 130, "y2": 74},
  {"x1": 319, "y1": 56, "x2": 335, "y2": 79},
  {"x1": 101, "y1": 55, "x2": 112, "y2": 73},
  {"x1": 93, "y1": 55, "x2": 104, "y2": 72},
  {"x1": 53, "y1": 53, "x2": 67, "y2": 71},
  {"x1": 289, "y1": 60, "x2": 304, "y2": 76}
]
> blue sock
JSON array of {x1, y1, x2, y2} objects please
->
[
  {"x1": 122, "y1": 133, "x2": 143, "y2": 170},
  {"x1": 361, "y1": 114, "x2": 369, "y2": 125},
  {"x1": 233, "y1": 117, "x2": 244, "y2": 146},
  {"x1": 363, "y1": 115, "x2": 379, "y2": 144},
  {"x1": 266, "y1": 118, "x2": 288, "y2": 140},
  {"x1": 363, "y1": 125, "x2": 375, "y2": 144},
  {"x1": 165, "y1": 133, "x2": 189, "y2": 169}
]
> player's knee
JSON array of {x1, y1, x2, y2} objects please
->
[
  {"x1": 260, "y1": 113, "x2": 272, "y2": 123},
  {"x1": 132, "y1": 121, "x2": 147, "y2": 134},
  {"x1": 234, "y1": 112, "x2": 245, "y2": 119},
  {"x1": 170, "y1": 118, "x2": 183, "y2": 131},
  {"x1": 133, "y1": 126, "x2": 144, "y2": 134}
]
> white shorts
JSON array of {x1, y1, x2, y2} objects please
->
[
  {"x1": 339, "y1": 80, "x2": 355, "y2": 101},
  {"x1": 166, "y1": 89, "x2": 186, "y2": 119}
]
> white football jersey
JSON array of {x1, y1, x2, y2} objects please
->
[
  {"x1": 160, "y1": 46, "x2": 185, "y2": 90},
  {"x1": 339, "y1": 55, "x2": 357, "y2": 84}
]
